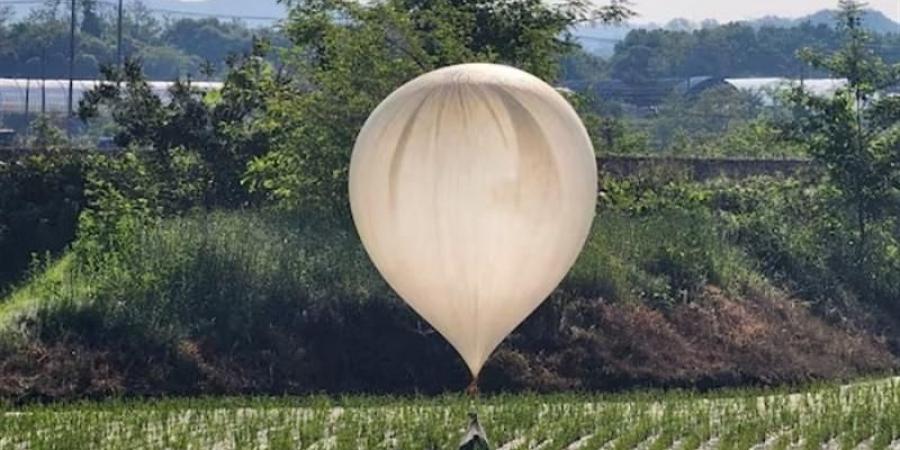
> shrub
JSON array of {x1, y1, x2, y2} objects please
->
[
  {"x1": 0, "y1": 149, "x2": 86, "y2": 295},
  {"x1": 599, "y1": 173, "x2": 900, "y2": 310}
]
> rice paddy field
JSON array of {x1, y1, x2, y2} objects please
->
[{"x1": 2, "y1": 378, "x2": 900, "y2": 450}]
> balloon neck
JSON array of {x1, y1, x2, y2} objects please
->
[{"x1": 466, "y1": 376, "x2": 480, "y2": 398}]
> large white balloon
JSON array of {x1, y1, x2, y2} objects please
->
[{"x1": 349, "y1": 63, "x2": 597, "y2": 377}]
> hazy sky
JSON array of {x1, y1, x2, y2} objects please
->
[{"x1": 630, "y1": 0, "x2": 900, "y2": 24}]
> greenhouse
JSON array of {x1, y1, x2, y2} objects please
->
[{"x1": 0, "y1": 78, "x2": 223, "y2": 115}]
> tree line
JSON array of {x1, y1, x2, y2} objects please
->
[
  {"x1": 0, "y1": 0, "x2": 285, "y2": 80},
  {"x1": 576, "y1": 17, "x2": 900, "y2": 83}
]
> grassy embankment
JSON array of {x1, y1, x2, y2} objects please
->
[{"x1": 1, "y1": 175, "x2": 895, "y2": 400}]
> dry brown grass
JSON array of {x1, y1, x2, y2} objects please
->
[
  {"x1": 482, "y1": 287, "x2": 896, "y2": 392},
  {"x1": 0, "y1": 286, "x2": 895, "y2": 402}
]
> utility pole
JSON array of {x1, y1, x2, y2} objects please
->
[
  {"x1": 24, "y1": 79, "x2": 31, "y2": 136},
  {"x1": 117, "y1": 0, "x2": 123, "y2": 67},
  {"x1": 800, "y1": 64, "x2": 806, "y2": 90},
  {"x1": 67, "y1": 0, "x2": 76, "y2": 125},
  {"x1": 41, "y1": 47, "x2": 46, "y2": 115}
]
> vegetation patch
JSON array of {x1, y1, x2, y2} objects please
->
[
  {"x1": 0, "y1": 209, "x2": 892, "y2": 401},
  {"x1": 3, "y1": 378, "x2": 900, "y2": 449}
]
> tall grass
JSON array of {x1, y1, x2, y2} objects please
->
[
  {"x1": 10, "y1": 212, "x2": 382, "y2": 341},
  {"x1": 0, "y1": 211, "x2": 475, "y2": 396},
  {"x1": 567, "y1": 208, "x2": 758, "y2": 306},
  {"x1": 6, "y1": 207, "x2": 761, "y2": 344}
]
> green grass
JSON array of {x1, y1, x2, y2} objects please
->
[
  {"x1": 0, "y1": 211, "x2": 388, "y2": 342},
  {"x1": 2, "y1": 378, "x2": 899, "y2": 449},
  {"x1": 0, "y1": 254, "x2": 93, "y2": 333},
  {"x1": 0, "y1": 207, "x2": 761, "y2": 347},
  {"x1": 566, "y1": 208, "x2": 759, "y2": 305}
]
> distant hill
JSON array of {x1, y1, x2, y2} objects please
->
[
  {"x1": 139, "y1": 0, "x2": 287, "y2": 20},
  {"x1": 576, "y1": 8, "x2": 900, "y2": 56},
  {"x1": 6, "y1": 2, "x2": 898, "y2": 51},
  {"x1": 753, "y1": 9, "x2": 900, "y2": 33},
  {"x1": 571, "y1": 25, "x2": 631, "y2": 58},
  {"x1": 6, "y1": 0, "x2": 288, "y2": 23}
]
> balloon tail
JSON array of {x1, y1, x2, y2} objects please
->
[
  {"x1": 466, "y1": 376, "x2": 480, "y2": 398},
  {"x1": 459, "y1": 412, "x2": 490, "y2": 450}
]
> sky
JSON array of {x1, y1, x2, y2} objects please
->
[{"x1": 629, "y1": 0, "x2": 900, "y2": 24}]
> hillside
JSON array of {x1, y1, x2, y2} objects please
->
[
  {"x1": 741, "y1": 9, "x2": 900, "y2": 33},
  {"x1": 1, "y1": 187, "x2": 897, "y2": 401},
  {"x1": 576, "y1": 8, "x2": 900, "y2": 54},
  {"x1": 139, "y1": 0, "x2": 286, "y2": 19}
]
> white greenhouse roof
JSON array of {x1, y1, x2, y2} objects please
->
[
  {"x1": 724, "y1": 77, "x2": 848, "y2": 98},
  {"x1": 0, "y1": 78, "x2": 223, "y2": 115}
]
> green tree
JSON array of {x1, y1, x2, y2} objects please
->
[
  {"x1": 651, "y1": 86, "x2": 764, "y2": 151},
  {"x1": 559, "y1": 47, "x2": 610, "y2": 84},
  {"x1": 199, "y1": 59, "x2": 217, "y2": 80},
  {"x1": 126, "y1": 0, "x2": 163, "y2": 45},
  {"x1": 611, "y1": 44, "x2": 657, "y2": 82},
  {"x1": 0, "y1": 6, "x2": 11, "y2": 55},
  {"x1": 246, "y1": 0, "x2": 633, "y2": 217},
  {"x1": 790, "y1": 0, "x2": 900, "y2": 262},
  {"x1": 0, "y1": 0, "x2": 288, "y2": 80},
  {"x1": 609, "y1": 21, "x2": 844, "y2": 81},
  {"x1": 162, "y1": 18, "x2": 251, "y2": 68},
  {"x1": 79, "y1": 40, "x2": 283, "y2": 211},
  {"x1": 0, "y1": 143, "x2": 84, "y2": 292},
  {"x1": 81, "y1": 0, "x2": 103, "y2": 38},
  {"x1": 27, "y1": 115, "x2": 67, "y2": 149}
]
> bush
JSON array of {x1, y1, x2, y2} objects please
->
[
  {"x1": 0, "y1": 150, "x2": 86, "y2": 295},
  {"x1": 601, "y1": 174, "x2": 900, "y2": 310}
]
